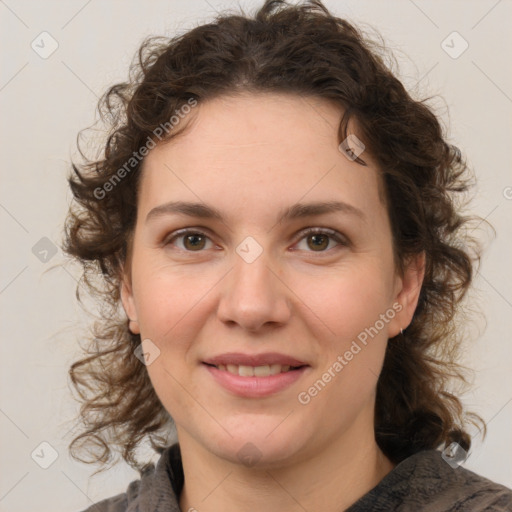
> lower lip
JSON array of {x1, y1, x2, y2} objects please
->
[{"x1": 203, "y1": 364, "x2": 309, "y2": 398}]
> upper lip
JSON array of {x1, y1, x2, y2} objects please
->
[{"x1": 203, "y1": 352, "x2": 308, "y2": 367}]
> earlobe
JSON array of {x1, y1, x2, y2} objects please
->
[
  {"x1": 391, "y1": 251, "x2": 426, "y2": 337},
  {"x1": 120, "y1": 276, "x2": 140, "y2": 335}
]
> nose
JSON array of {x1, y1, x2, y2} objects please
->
[{"x1": 216, "y1": 250, "x2": 292, "y2": 332}]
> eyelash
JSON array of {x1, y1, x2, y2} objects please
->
[{"x1": 163, "y1": 227, "x2": 349, "y2": 254}]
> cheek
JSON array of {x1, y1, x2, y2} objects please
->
[
  {"x1": 134, "y1": 270, "x2": 210, "y2": 421},
  {"x1": 298, "y1": 274, "x2": 390, "y2": 422},
  {"x1": 132, "y1": 260, "x2": 212, "y2": 339},
  {"x1": 301, "y1": 266, "x2": 392, "y2": 393},
  {"x1": 305, "y1": 266, "x2": 393, "y2": 344}
]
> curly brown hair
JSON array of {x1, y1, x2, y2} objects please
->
[{"x1": 63, "y1": 0, "x2": 491, "y2": 474}]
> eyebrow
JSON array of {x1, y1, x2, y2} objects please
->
[{"x1": 145, "y1": 200, "x2": 366, "y2": 224}]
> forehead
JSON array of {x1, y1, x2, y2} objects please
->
[
  {"x1": 155, "y1": 92, "x2": 355, "y2": 159},
  {"x1": 138, "y1": 92, "x2": 387, "y2": 222}
]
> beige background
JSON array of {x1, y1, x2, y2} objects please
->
[{"x1": 1, "y1": 0, "x2": 511, "y2": 510}]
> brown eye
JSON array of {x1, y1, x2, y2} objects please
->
[
  {"x1": 295, "y1": 228, "x2": 348, "y2": 253},
  {"x1": 307, "y1": 233, "x2": 330, "y2": 251},
  {"x1": 165, "y1": 230, "x2": 213, "y2": 252},
  {"x1": 183, "y1": 233, "x2": 207, "y2": 251}
]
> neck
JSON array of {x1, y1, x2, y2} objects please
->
[{"x1": 178, "y1": 419, "x2": 395, "y2": 512}]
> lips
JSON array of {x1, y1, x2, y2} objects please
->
[
  {"x1": 202, "y1": 352, "x2": 309, "y2": 396},
  {"x1": 203, "y1": 352, "x2": 308, "y2": 368},
  {"x1": 203, "y1": 353, "x2": 308, "y2": 378},
  {"x1": 211, "y1": 363, "x2": 294, "y2": 377}
]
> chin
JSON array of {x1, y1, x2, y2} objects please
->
[{"x1": 202, "y1": 417, "x2": 312, "y2": 469}]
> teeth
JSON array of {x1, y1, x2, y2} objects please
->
[
  {"x1": 239, "y1": 365, "x2": 254, "y2": 377},
  {"x1": 254, "y1": 365, "x2": 270, "y2": 377},
  {"x1": 218, "y1": 363, "x2": 295, "y2": 376},
  {"x1": 269, "y1": 364, "x2": 282, "y2": 375},
  {"x1": 227, "y1": 364, "x2": 238, "y2": 374}
]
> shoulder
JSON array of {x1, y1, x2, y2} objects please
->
[
  {"x1": 75, "y1": 444, "x2": 183, "y2": 512},
  {"x1": 348, "y1": 449, "x2": 512, "y2": 511},
  {"x1": 408, "y1": 450, "x2": 512, "y2": 510},
  {"x1": 78, "y1": 477, "x2": 141, "y2": 512}
]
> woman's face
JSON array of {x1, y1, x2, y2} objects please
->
[{"x1": 122, "y1": 92, "x2": 423, "y2": 467}]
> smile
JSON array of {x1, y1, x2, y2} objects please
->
[
  {"x1": 203, "y1": 363, "x2": 309, "y2": 398},
  {"x1": 207, "y1": 363, "x2": 302, "y2": 377}
]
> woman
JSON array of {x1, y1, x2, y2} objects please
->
[{"x1": 64, "y1": 1, "x2": 512, "y2": 510}]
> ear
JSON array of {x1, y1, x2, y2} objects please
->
[
  {"x1": 388, "y1": 251, "x2": 426, "y2": 338},
  {"x1": 120, "y1": 270, "x2": 140, "y2": 335}
]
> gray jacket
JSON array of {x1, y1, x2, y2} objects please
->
[{"x1": 80, "y1": 443, "x2": 512, "y2": 511}]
